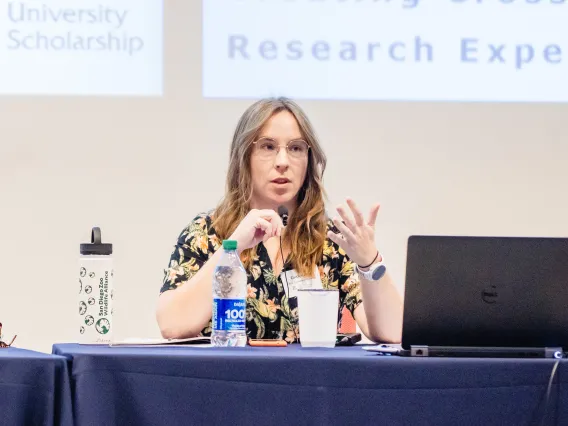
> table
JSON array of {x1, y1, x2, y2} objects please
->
[
  {"x1": 53, "y1": 343, "x2": 568, "y2": 426},
  {"x1": 0, "y1": 348, "x2": 73, "y2": 426}
]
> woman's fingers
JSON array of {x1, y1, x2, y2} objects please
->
[
  {"x1": 332, "y1": 216, "x2": 355, "y2": 242},
  {"x1": 346, "y1": 197, "x2": 365, "y2": 226},
  {"x1": 336, "y1": 204, "x2": 356, "y2": 233}
]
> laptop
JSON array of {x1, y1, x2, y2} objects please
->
[{"x1": 400, "y1": 235, "x2": 568, "y2": 358}]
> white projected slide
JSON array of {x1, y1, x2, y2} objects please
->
[
  {"x1": 203, "y1": 0, "x2": 568, "y2": 102},
  {"x1": 0, "y1": 1, "x2": 163, "y2": 96}
]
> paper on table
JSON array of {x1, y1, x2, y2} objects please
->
[{"x1": 109, "y1": 336, "x2": 211, "y2": 347}]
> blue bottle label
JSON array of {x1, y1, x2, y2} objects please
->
[{"x1": 212, "y1": 298, "x2": 246, "y2": 332}]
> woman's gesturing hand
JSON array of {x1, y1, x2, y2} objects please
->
[{"x1": 327, "y1": 198, "x2": 381, "y2": 267}]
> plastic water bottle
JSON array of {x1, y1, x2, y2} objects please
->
[{"x1": 212, "y1": 240, "x2": 247, "y2": 347}]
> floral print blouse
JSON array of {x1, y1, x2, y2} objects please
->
[{"x1": 160, "y1": 212, "x2": 362, "y2": 343}]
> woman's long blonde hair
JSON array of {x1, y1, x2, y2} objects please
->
[{"x1": 212, "y1": 97, "x2": 328, "y2": 277}]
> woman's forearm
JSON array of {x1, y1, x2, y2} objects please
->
[
  {"x1": 358, "y1": 271, "x2": 404, "y2": 343},
  {"x1": 156, "y1": 249, "x2": 223, "y2": 339}
]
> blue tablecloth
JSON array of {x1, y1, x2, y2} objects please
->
[
  {"x1": 53, "y1": 343, "x2": 567, "y2": 426},
  {"x1": 0, "y1": 348, "x2": 73, "y2": 426}
]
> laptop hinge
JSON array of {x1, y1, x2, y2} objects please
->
[{"x1": 410, "y1": 345, "x2": 564, "y2": 358}]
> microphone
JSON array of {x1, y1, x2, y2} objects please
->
[
  {"x1": 277, "y1": 204, "x2": 296, "y2": 342},
  {"x1": 277, "y1": 205, "x2": 288, "y2": 226}
]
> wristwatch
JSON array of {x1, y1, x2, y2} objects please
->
[{"x1": 356, "y1": 257, "x2": 387, "y2": 281}]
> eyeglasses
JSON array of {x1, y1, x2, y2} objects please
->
[
  {"x1": 0, "y1": 322, "x2": 17, "y2": 348},
  {"x1": 252, "y1": 137, "x2": 310, "y2": 161}
]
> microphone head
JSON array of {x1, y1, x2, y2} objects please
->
[{"x1": 277, "y1": 205, "x2": 289, "y2": 226}]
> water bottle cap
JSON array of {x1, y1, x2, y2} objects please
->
[
  {"x1": 222, "y1": 240, "x2": 237, "y2": 251},
  {"x1": 80, "y1": 227, "x2": 113, "y2": 255}
]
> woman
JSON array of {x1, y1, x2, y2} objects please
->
[{"x1": 156, "y1": 97, "x2": 403, "y2": 343}]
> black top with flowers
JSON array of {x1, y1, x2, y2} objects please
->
[{"x1": 160, "y1": 212, "x2": 362, "y2": 343}]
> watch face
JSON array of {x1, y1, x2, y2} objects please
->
[{"x1": 372, "y1": 265, "x2": 387, "y2": 280}]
